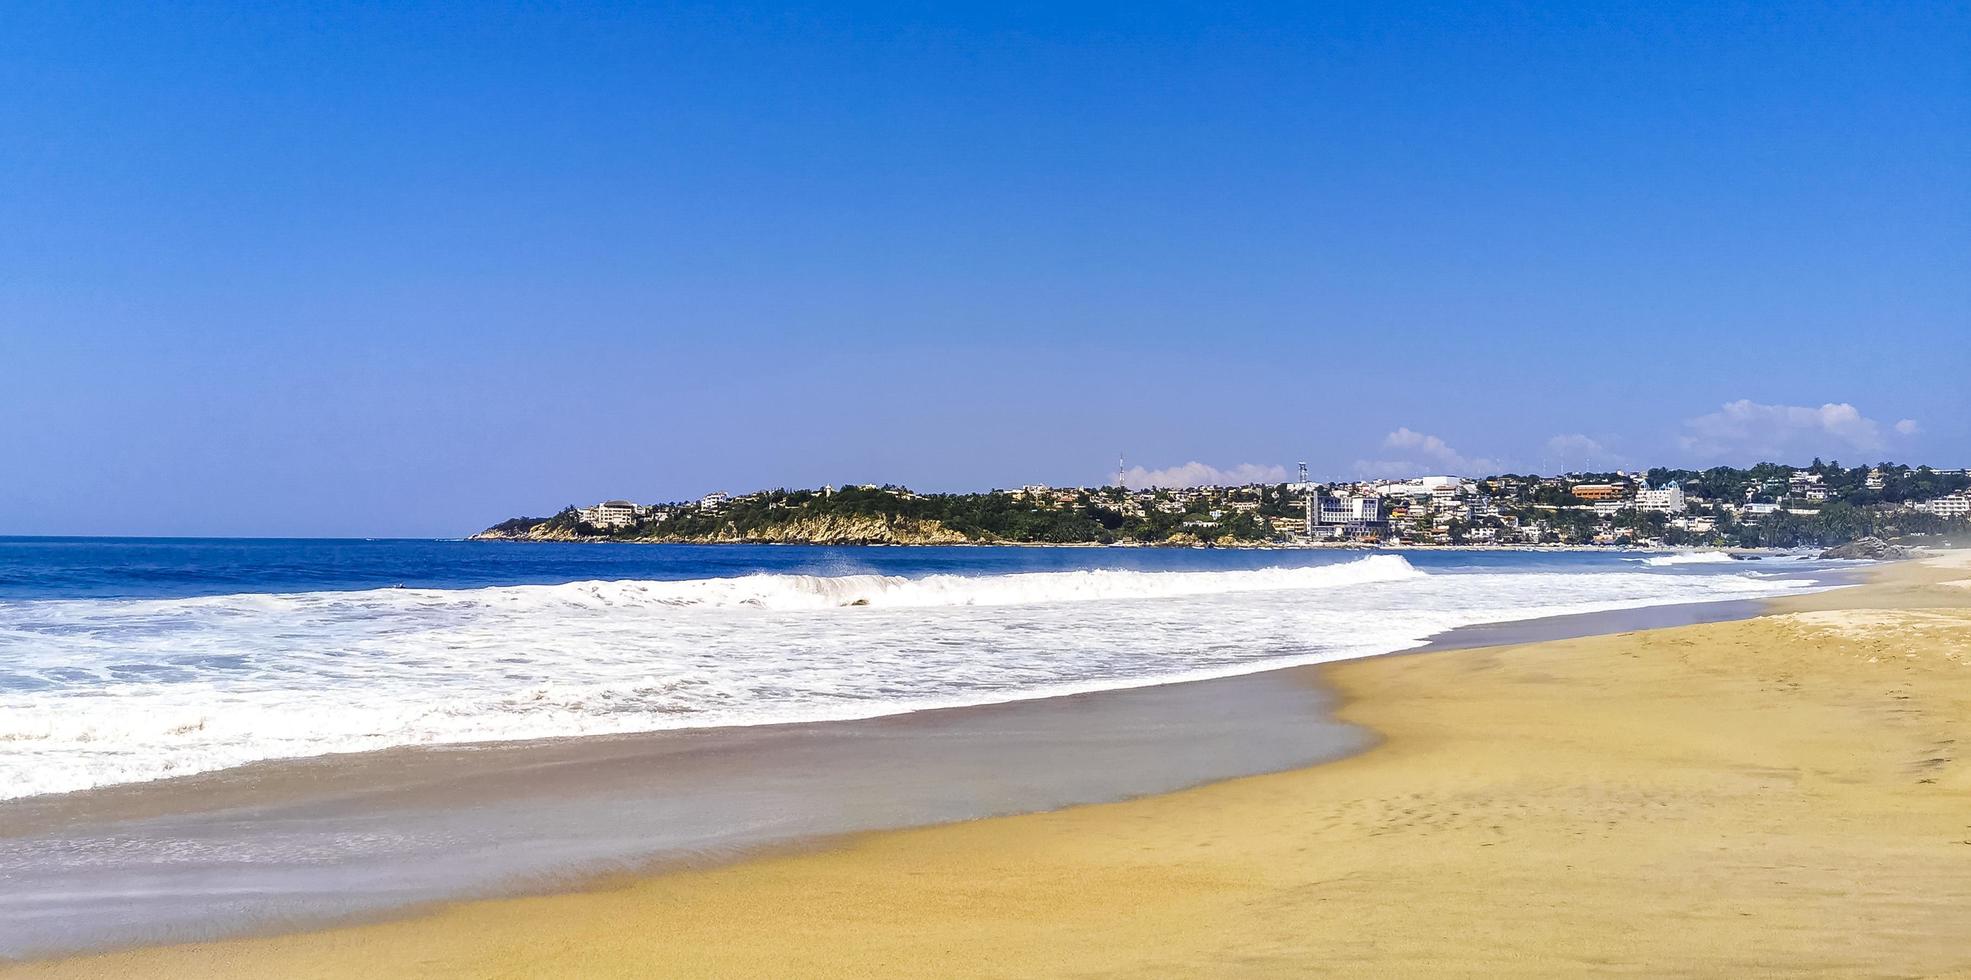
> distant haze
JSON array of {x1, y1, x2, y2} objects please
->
[{"x1": 2, "y1": 4, "x2": 1965, "y2": 536}]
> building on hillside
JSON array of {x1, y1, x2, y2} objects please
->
[
  {"x1": 1381, "y1": 476, "x2": 1463, "y2": 499},
  {"x1": 1312, "y1": 492, "x2": 1383, "y2": 526},
  {"x1": 1268, "y1": 515, "x2": 1308, "y2": 536},
  {"x1": 1306, "y1": 490, "x2": 1386, "y2": 541},
  {"x1": 1570, "y1": 482, "x2": 1627, "y2": 502},
  {"x1": 1633, "y1": 484, "x2": 1687, "y2": 514},
  {"x1": 578, "y1": 500, "x2": 640, "y2": 528},
  {"x1": 1916, "y1": 495, "x2": 1971, "y2": 519},
  {"x1": 1670, "y1": 514, "x2": 1718, "y2": 535},
  {"x1": 1866, "y1": 468, "x2": 1886, "y2": 490},
  {"x1": 699, "y1": 491, "x2": 730, "y2": 511}
]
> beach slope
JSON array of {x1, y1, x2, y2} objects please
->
[{"x1": 13, "y1": 554, "x2": 1971, "y2": 978}]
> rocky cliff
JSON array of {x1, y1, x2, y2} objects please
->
[
  {"x1": 472, "y1": 514, "x2": 976, "y2": 546},
  {"x1": 468, "y1": 525, "x2": 589, "y2": 542},
  {"x1": 1818, "y1": 536, "x2": 1915, "y2": 560}
]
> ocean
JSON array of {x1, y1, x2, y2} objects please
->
[{"x1": 0, "y1": 537, "x2": 1838, "y2": 801}]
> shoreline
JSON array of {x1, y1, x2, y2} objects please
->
[
  {"x1": 10, "y1": 551, "x2": 1957, "y2": 977},
  {"x1": 463, "y1": 533, "x2": 1827, "y2": 556},
  {"x1": 10, "y1": 552, "x2": 1964, "y2": 976},
  {"x1": 0, "y1": 572, "x2": 1851, "y2": 962},
  {"x1": 0, "y1": 563, "x2": 1831, "y2": 810}
]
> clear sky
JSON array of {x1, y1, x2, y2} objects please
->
[{"x1": 3, "y1": 1, "x2": 1967, "y2": 536}]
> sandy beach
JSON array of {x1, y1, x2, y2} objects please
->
[{"x1": 11, "y1": 552, "x2": 1971, "y2": 978}]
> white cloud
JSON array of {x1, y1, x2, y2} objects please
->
[
  {"x1": 1351, "y1": 459, "x2": 1427, "y2": 479},
  {"x1": 1677, "y1": 400, "x2": 1918, "y2": 461},
  {"x1": 1545, "y1": 433, "x2": 1604, "y2": 455},
  {"x1": 1352, "y1": 428, "x2": 1500, "y2": 478},
  {"x1": 1119, "y1": 461, "x2": 1287, "y2": 489},
  {"x1": 1543, "y1": 433, "x2": 1631, "y2": 471}
]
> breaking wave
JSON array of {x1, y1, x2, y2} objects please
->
[
  {"x1": 422, "y1": 553, "x2": 1427, "y2": 610},
  {"x1": 0, "y1": 555, "x2": 1820, "y2": 799},
  {"x1": 1636, "y1": 551, "x2": 1742, "y2": 567}
]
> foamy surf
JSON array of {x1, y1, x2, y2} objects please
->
[
  {"x1": 0, "y1": 555, "x2": 1824, "y2": 799},
  {"x1": 1634, "y1": 551, "x2": 1742, "y2": 566},
  {"x1": 412, "y1": 553, "x2": 1426, "y2": 610}
]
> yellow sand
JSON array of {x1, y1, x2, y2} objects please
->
[{"x1": 14, "y1": 554, "x2": 1971, "y2": 978}]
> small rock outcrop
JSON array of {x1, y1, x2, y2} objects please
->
[
  {"x1": 700, "y1": 514, "x2": 974, "y2": 546},
  {"x1": 1818, "y1": 537, "x2": 1913, "y2": 560}
]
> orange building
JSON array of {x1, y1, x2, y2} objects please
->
[{"x1": 1570, "y1": 483, "x2": 1627, "y2": 501}]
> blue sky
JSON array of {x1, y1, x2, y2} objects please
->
[{"x1": 3, "y1": 1, "x2": 1967, "y2": 536}]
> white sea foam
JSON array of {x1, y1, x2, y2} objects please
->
[
  {"x1": 1637, "y1": 551, "x2": 1742, "y2": 566},
  {"x1": 0, "y1": 556, "x2": 1819, "y2": 799},
  {"x1": 408, "y1": 553, "x2": 1426, "y2": 611}
]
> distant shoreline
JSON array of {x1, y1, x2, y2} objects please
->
[{"x1": 464, "y1": 534, "x2": 1808, "y2": 557}]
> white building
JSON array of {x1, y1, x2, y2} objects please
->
[
  {"x1": 1916, "y1": 495, "x2": 1971, "y2": 519},
  {"x1": 578, "y1": 500, "x2": 640, "y2": 528},
  {"x1": 1313, "y1": 493, "x2": 1382, "y2": 525},
  {"x1": 699, "y1": 491, "x2": 731, "y2": 511},
  {"x1": 1379, "y1": 476, "x2": 1465, "y2": 501},
  {"x1": 1633, "y1": 485, "x2": 1687, "y2": 514},
  {"x1": 1671, "y1": 514, "x2": 1718, "y2": 534}
]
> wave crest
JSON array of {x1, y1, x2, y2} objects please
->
[
  {"x1": 1638, "y1": 552, "x2": 1740, "y2": 567},
  {"x1": 475, "y1": 554, "x2": 1426, "y2": 610}
]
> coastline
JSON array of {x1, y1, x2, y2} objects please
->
[
  {"x1": 0, "y1": 580, "x2": 1819, "y2": 960},
  {"x1": 463, "y1": 532, "x2": 1816, "y2": 556},
  {"x1": 10, "y1": 552, "x2": 1966, "y2": 977}
]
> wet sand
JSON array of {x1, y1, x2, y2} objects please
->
[
  {"x1": 0, "y1": 580, "x2": 1835, "y2": 960},
  {"x1": 0, "y1": 668, "x2": 1366, "y2": 958},
  {"x1": 10, "y1": 554, "x2": 1965, "y2": 978}
]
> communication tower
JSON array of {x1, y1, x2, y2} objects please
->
[{"x1": 1301, "y1": 461, "x2": 1315, "y2": 536}]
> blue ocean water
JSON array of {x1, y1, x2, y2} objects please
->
[
  {"x1": 0, "y1": 538, "x2": 1837, "y2": 799},
  {"x1": 0, "y1": 535, "x2": 1771, "y2": 601}
]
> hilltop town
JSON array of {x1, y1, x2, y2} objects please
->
[{"x1": 473, "y1": 460, "x2": 1971, "y2": 550}]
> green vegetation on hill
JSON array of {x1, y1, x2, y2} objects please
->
[
  {"x1": 503, "y1": 484, "x2": 1286, "y2": 545},
  {"x1": 1472, "y1": 460, "x2": 1969, "y2": 548},
  {"x1": 476, "y1": 461, "x2": 1971, "y2": 549}
]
